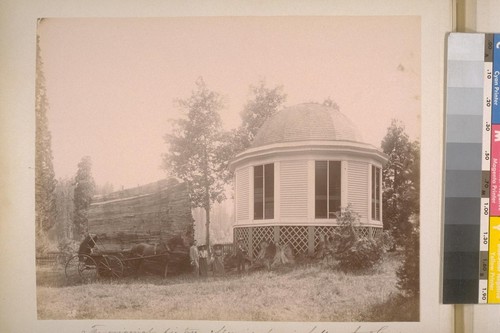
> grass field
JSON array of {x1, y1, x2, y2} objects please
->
[{"x1": 36, "y1": 252, "x2": 418, "y2": 321}]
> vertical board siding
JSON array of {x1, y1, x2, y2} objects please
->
[
  {"x1": 236, "y1": 167, "x2": 250, "y2": 220},
  {"x1": 280, "y1": 160, "x2": 308, "y2": 219},
  {"x1": 347, "y1": 161, "x2": 369, "y2": 218}
]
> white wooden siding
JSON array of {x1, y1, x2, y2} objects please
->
[
  {"x1": 236, "y1": 167, "x2": 249, "y2": 220},
  {"x1": 347, "y1": 161, "x2": 368, "y2": 218},
  {"x1": 280, "y1": 160, "x2": 308, "y2": 219}
]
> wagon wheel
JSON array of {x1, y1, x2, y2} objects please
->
[
  {"x1": 99, "y1": 255, "x2": 124, "y2": 278},
  {"x1": 65, "y1": 254, "x2": 98, "y2": 283}
]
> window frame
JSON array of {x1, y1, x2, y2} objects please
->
[
  {"x1": 371, "y1": 165, "x2": 381, "y2": 221},
  {"x1": 315, "y1": 160, "x2": 342, "y2": 219}
]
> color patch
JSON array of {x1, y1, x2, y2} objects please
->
[
  {"x1": 446, "y1": 115, "x2": 483, "y2": 143},
  {"x1": 445, "y1": 197, "x2": 481, "y2": 224},
  {"x1": 490, "y1": 125, "x2": 500, "y2": 215}
]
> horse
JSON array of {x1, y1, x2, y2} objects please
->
[{"x1": 129, "y1": 242, "x2": 171, "y2": 278}]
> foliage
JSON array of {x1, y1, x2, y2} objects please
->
[
  {"x1": 333, "y1": 205, "x2": 384, "y2": 271},
  {"x1": 219, "y1": 80, "x2": 287, "y2": 173},
  {"x1": 35, "y1": 34, "x2": 57, "y2": 247},
  {"x1": 380, "y1": 230, "x2": 396, "y2": 251},
  {"x1": 336, "y1": 237, "x2": 384, "y2": 271},
  {"x1": 73, "y1": 156, "x2": 95, "y2": 240},
  {"x1": 35, "y1": 228, "x2": 52, "y2": 256},
  {"x1": 56, "y1": 238, "x2": 80, "y2": 258},
  {"x1": 238, "y1": 79, "x2": 287, "y2": 149},
  {"x1": 53, "y1": 177, "x2": 75, "y2": 243},
  {"x1": 322, "y1": 97, "x2": 340, "y2": 110},
  {"x1": 163, "y1": 77, "x2": 227, "y2": 246},
  {"x1": 396, "y1": 215, "x2": 420, "y2": 297},
  {"x1": 381, "y1": 119, "x2": 420, "y2": 248}
]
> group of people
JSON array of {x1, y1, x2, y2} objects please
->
[
  {"x1": 189, "y1": 240, "x2": 224, "y2": 277},
  {"x1": 189, "y1": 238, "x2": 248, "y2": 277}
]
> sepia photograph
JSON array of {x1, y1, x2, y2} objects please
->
[{"x1": 35, "y1": 16, "x2": 421, "y2": 322}]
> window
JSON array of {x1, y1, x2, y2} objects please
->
[
  {"x1": 315, "y1": 161, "x2": 341, "y2": 218},
  {"x1": 254, "y1": 163, "x2": 274, "y2": 219},
  {"x1": 371, "y1": 165, "x2": 381, "y2": 220}
]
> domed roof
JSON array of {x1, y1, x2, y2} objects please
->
[{"x1": 251, "y1": 103, "x2": 363, "y2": 148}]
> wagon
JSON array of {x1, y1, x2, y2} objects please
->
[
  {"x1": 64, "y1": 234, "x2": 175, "y2": 283},
  {"x1": 65, "y1": 252, "x2": 126, "y2": 281}
]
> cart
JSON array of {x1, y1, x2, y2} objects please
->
[{"x1": 64, "y1": 235, "x2": 172, "y2": 283}]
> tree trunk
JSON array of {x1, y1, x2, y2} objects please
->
[{"x1": 205, "y1": 187, "x2": 210, "y2": 248}]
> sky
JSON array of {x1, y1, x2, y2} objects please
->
[{"x1": 38, "y1": 16, "x2": 420, "y2": 190}]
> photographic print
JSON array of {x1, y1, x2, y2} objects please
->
[{"x1": 35, "y1": 16, "x2": 421, "y2": 322}]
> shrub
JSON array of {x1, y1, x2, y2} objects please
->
[
  {"x1": 380, "y1": 230, "x2": 395, "y2": 251},
  {"x1": 36, "y1": 230, "x2": 52, "y2": 257},
  {"x1": 333, "y1": 204, "x2": 384, "y2": 271},
  {"x1": 396, "y1": 215, "x2": 419, "y2": 297},
  {"x1": 335, "y1": 237, "x2": 384, "y2": 271},
  {"x1": 57, "y1": 237, "x2": 79, "y2": 252}
]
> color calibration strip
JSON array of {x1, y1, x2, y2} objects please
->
[
  {"x1": 489, "y1": 34, "x2": 500, "y2": 304},
  {"x1": 444, "y1": 33, "x2": 500, "y2": 304},
  {"x1": 480, "y1": 33, "x2": 493, "y2": 304}
]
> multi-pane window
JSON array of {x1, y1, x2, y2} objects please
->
[
  {"x1": 254, "y1": 163, "x2": 274, "y2": 219},
  {"x1": 371, "y1": 165, "x2": 381, "y2": 221},
  {"x1": 315, "y1": 161, "x2": 341, "y2": 219}
]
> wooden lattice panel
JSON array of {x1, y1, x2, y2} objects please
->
[
  {"x1": 371, "y1": 227, "x2": 383, "y2": 239},
  {"x1": 354, "y1": 227, "x2": 383, "y2": 239},
  {"x1": 314, "y1": 226, "x2": 337, "y2": 251},
  {"x1": 234, "y1": 227, "x2": 251, "y2": 254},
  {"x1": 251, "y1": 226, "x2": 274, "y2": 258},
  {"x1": 355, "y1": 227, "x2": 370, "y2": 239},
  {"x1": 279, "y1": 226, "x2": 309, "y2": 254}
]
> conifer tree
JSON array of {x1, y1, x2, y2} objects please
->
[
  {"x1": 35, "y1": 33, "x2": 57, "y2": 252},
  {"x1": 73, "y1": 156, "x2": 95, "y2": 239}
]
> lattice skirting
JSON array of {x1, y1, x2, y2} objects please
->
[{"x1": 234, "y1": 225, "x2": 383, "y2": 258}]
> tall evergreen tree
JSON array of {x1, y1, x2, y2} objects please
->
[
  {"x1": 163, "y1": 77, "x2": 227, "y2": 247},
  {"x1": 35, "y1": 33, "x2": 57, "y2": 249},
  {"x1": 381, "y1": 120, "x2": 420, "y2": 248},
  {"x1": 73, "y1": 156, "x2": 95, "y2": 239}
]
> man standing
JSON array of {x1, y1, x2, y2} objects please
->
[
  {"x1": 199, "y1": 244, "x2": 209, "y2": 277},
  {"x1": 212, "y1": 244, "x2": 225, "y2": 276},
  {"x1": 189, "y1": 240, "x2": 199, "y2": 277}
]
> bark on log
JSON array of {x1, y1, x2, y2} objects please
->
[{"x1": 87, "y1": 179, "x2": 194, "y2": 252}]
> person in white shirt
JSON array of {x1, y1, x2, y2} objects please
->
[{"x1": 189, "y1": 240, "x2": 199, "y2": 277}]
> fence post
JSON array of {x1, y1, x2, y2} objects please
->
[{"x1": 274, "y1": 226, "x2": 280, "y2": 245}]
